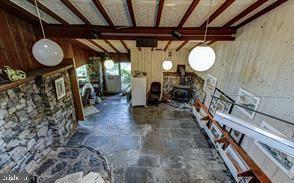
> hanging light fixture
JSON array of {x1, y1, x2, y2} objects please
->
[
  {"x1": 188, "y1": 0, "x2": 215, "y2": 72},
  {"x1": 32, "y1": 0, "x2": 64, "y2": 67},
  {"x1": 162, "y1": 51, "x2": 173, "y2": 70},
  {"x1": 104, "y1": 52, "x2": 114, "y2": 69}
]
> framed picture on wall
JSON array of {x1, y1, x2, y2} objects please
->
[
  {"x1": 236, "y1": 88, "x2": 260, "y2": 119},
  {"x1": 54, "y1": 77, "x2": 66, "y2": 100},
  {"x1": 197, "y1": 89, "x2": 206, "y2": 104},
  {"x1": 255, "y1": 121, "x2": 294, "y2": 178},
  {"x1": 229, "y1": 129, "x2": 244, "y2": 145},
  {"x1": 209, "y1": 88, "x2": 235, "y2": 116},
  {"x1": 204, "y1": 74, "x2": 217, "y2": 94}
]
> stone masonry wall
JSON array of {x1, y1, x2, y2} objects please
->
[
  {"x1": 162, "y1": 72, "x2": 204, "y2": 100},
  {"x1": 0, "y1": 70, "x2": 76, "y2": 174}
]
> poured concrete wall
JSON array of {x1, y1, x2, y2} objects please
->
[{"x1": 197, "y1": 1, "x2": 294, "y2": 182}]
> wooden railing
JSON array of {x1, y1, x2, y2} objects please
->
[{"x1": 194, "y1": 100, "x2": 271, "y2": 183}]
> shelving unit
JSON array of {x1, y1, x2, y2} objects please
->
[{"x1": 192, "y1": 100, "x2": 271, "y2": 183}]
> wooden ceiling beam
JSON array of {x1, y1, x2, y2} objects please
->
[
  {"x1": 92, "y1": 0, "x2": 114, "y2": 27},
  {"x1": 200, "y1": 0, "x2": 235, "y2": 28},
  {"x1": 236, "y1": 0, "x2": 288, "y2": 29},
  {"x1": 38, "y1": 25, "x2": 236, "y2": 38},
  {"x1": 223, "y1": 0, "x2": 268, "y2": 27},
  {"x1": 176, "y1": 41, "x2": 188, "y2": 51},
  {"x1": 120, "y1": 40, "x2": 129, "y2": 52},
  {"x1": 189, "y1": 42, "x2": 202, "y2": 52},
  {"x1": 207, "y1": 40, "x2": 217, "y2": 46},
  {"x1": 164, "y1": 41, "x2": 172, "y2": 51},
  {"x1": 0, "y1": 0, "x2": 47, "y2": 25},
  {"x1": 126, "y1": 0, "x2": 136, "y2": 27},
  {"x1": 155, "y1": 0, "x2": 165, "y2": 28},
  {"x1": 27, "y1": 0, "x2": 69, "y2": 26},
  {"x1": 177, "y1": 0, "x2": 201, "y2": 28},
  {"x1": 60, "y1": 0, "x2": 92, "y2": 26},
  {"x1": 104, "y1": 40, "x2": 120, "y2": 53},
  {"x1": 88, "y1": 39, "x2": 108, "y2": 52}
]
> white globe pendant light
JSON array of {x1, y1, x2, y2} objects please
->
[
  {"x1": 188, "y1": 44, "x2": 215, "y2": 71},
  {"x1": 32, "y1": 39, "x2": 64, "y2": 66},
  {"x1": 188, "y1": 0, "x2": 215, "y2": 72},
  {"x1": 32, "y1": 0, "x2": 63, "y2": 66},
  {"x1": 162, "y1": 60, "x2": 173, "y2": 70},
  {"x1": 162, "y1": 51, "x2": 173, "y2": 71},
  {"x1": 104, "y1": 59, "x2": 114, "y2": 69}
]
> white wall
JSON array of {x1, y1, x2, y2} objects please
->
[
  {"x1": 197, "y1": 1, "x2": 294, "y2": 182},
  {"x1": 131, "y1": 49, "x2": 191, "y2": 91}
]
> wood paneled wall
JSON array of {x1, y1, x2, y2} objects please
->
[
  {"x1": 131, "y1": 49, "x2": 192, "y2": 91},
  {"x1": 0, "y1": 9, "x2": 92, "y2": 72},
  {"x1": 197, "y1": 1, "x2": 294, "y2": 182},
  {"x1": 0, "y1": 9, "x2": 41, "y2": 71}
]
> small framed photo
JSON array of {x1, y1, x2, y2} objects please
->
[
  {"x1": 229, "y1": 129, "x2": 244, "y2": 145},
  {"x1": 54, "y1": 77, "x2": 66, "y2": 100},
  {"x1": 236, "y1": 88, "x2": 260, "y2": 119},
  {"x1": 204, "y1": 74, "x2": 217, "y2": 94}
]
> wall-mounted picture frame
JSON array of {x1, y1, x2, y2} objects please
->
[
  {"x1": 236, "y1": 88, "x2": 260, "y2": 119},
  {"x1": 209, "y1": 88, "x2": 235, "y2": 115},
  {"x1": 255, "y1": 121, "x2": 294, "y2": 178},
  {"x1": 197, "y1": 89, "x2": 206, "y2": 104},
  {"x1": 229, "y1": 129, "x2": 244, "y2": 145},
  {"x1": 54, "y1": 77, "x2": 66, "y2": 100},
  {"x1": 210, "y1": 123, "x2": 223, "y2": 141},
  {"x1": 204, "y1": 74, "x2": 217, "y2": 94}
]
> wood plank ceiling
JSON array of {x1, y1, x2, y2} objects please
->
[{"x1": 0, "y1": 0, "x2": 288, "y2": 53}]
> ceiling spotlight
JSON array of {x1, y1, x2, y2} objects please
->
[{"x1": 172, "y1": 31, "x2": 182, "y2": 40}]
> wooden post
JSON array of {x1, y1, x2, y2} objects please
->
[{"x1": 62, "y1": 58, "x2": 85, "y2": 122}]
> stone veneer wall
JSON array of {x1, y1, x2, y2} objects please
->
[
  {"x1": 0, "y1": 70, "x2": 77, "y2": 174},
  {"x1": 162, "y1": 72, "x2": 204, "y2": 100}
]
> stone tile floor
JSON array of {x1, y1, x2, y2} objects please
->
[{"x1": 67, "y1": 97, "x2": 235, "y2": 183}]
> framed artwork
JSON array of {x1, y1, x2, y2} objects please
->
[
  {"x1": 54, "y1": 77, "x2": 66, "y2": 100},
  {"x1": 204, "y1": 74, "x2": 217, "y2": 94},
  {"x1": 229, "y1": 129, "x2": 244, "y2": 145},
  {"x1": 236, "y1": 88, "x2": 260, "y2": 119},
  {"x1": 225, "y1": 145, "x2": 251, "y2": 182},
  {"x1": 197, "y1": 89, "x2": 206, "y2": 104},
  {"x1": 209, "y1": 88, "x2": 235, "y2": 116},
  {"x1": 210, "y1": 123, "x2": 223, "y2": 141},
  {"x1": 255, "y1": 121, "x2": 294, "y2": 178}
]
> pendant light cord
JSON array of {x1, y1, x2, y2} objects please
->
[
  {"x1": 34, "y1": 0, "x2": 46, "y2": 39},
  {"x1": 203, "y1": 0, "x2": 213, "y2": 43}
]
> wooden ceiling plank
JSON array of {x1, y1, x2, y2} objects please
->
[
  {"x1": 223, "y1": 0, "x2": 268, "y2": 27},
  {"x1": 164, "y1": 40, "x2": 172, "y2": 51},
  {"x1": 200, "y1": 0, "x2": 235, "y2": 28},
  {"x1": 60, "y1": 0, "x2": 92, "y2": 26},
  {"x1": 120, "y1": 40, "x2": 129, "y2": 52},
  {"x1": 126, "y1": 0, "x2": 136, "y2": 27},
  {"x1": 27, "y1": 0, "x2": 69, "y2": 26},
  {"x1": 92, "y1": 0, "x2": 114, "y2": 27},
  {"x1": 178, "y1": 0, "x2": 201, "y2": 28},
  {"x1": 104, "y1": 40, "x2": 120, "y2": 53},
  {"x1": 236, "y1": 0, "x2": 288, "y2": 29},
  {"x1": 155, "y1": 0, "x2": 165, "y2": 28},
  {"x1": 175, "y1": 41, "x2": 188, "y2": 51},
  {"x1": 72, "y1": 39, "x2": 99, "y2": 52},
  {"x1": 0, "y1": 0, "x2": 47, "y2": 25},
  {"x1": 88, "y1": 39, "x2": 108, "y2": 52}
]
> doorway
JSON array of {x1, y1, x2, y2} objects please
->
[{"x1": 104, "y1": 62, "x2": 131, "y2": 93}]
